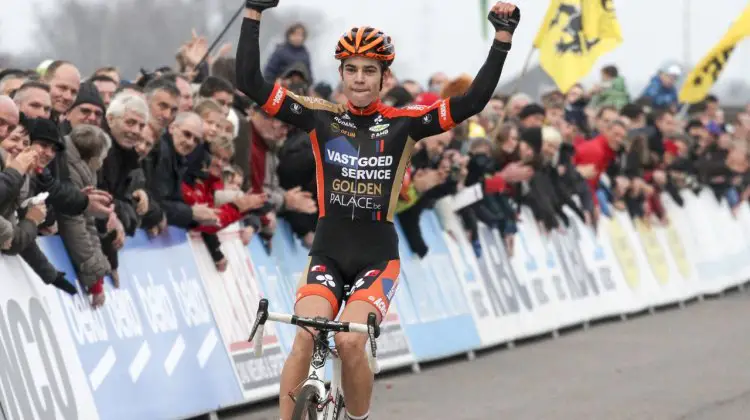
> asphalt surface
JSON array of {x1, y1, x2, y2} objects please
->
[{"x1": 219, "y1": 289, "x2": 750, "y2": 420}]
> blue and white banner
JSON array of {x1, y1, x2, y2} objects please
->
[
  {"x1": 393, "y1": 215, "x2": 481, "y2": 361},
  {"x1": 39, "y1": 228, "x2": 243, "y2": 420}
]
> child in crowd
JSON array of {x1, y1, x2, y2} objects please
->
[{"x1": 214, "y1": 165, "x2": 261, "y2": 245}]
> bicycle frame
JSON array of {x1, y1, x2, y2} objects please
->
[{"x1": 305, "y1": 331, "x2": 344, "y2": 420}]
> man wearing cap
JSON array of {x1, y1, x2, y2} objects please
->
[
  {"x1": 518, "y1": 103, "x2": 545, "y2": 129},
  {"x1": 60, "y1": 81, "x2": 106, "y2": 135},
  {"x1": 640, "y1": 65, "x2": 681, "y2": 110}
]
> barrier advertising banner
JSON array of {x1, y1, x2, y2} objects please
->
[
  {"x1": 394, "y1": 216, "x2": 481, "y2": 361},
  {"x1": 0, "y1": 256, "x2": 99, "y2": 420},
  {"x1": 190, "y1": 228, "x2": 285, "y2": 403},
  {"x1": 38, "y1": 229, "x2": 243, "y2": 420}
]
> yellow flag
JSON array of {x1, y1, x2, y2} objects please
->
[
  {"x1": 534, "y1": 0, "x2": 623, "y2": 93},
  {"x1": 679, "y1": 2, "x2": 750, "y2": 104}
]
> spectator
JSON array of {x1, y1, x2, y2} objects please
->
[
  {"x1": 564, "y1": 83, "x2": 589, "y2": 135},
  {"x1": 518, "y1": 103, "x2": 545, "y2": 129},
  {"x1": 12, "y1": 82, "x2": 52, "y2": 119},
  {"x1": 159, "y1": 72, "x2": 194, "y2": 112},
  {"x1": 58, "y1": 124, "x2": 113, "y2": 307},
  {"x1": 0, "y1": 96, "x2": 19, "y2": 140},
  {"x1": 640, "y1": 65, "x2": 681, "y2": 111},
  {"x1": 401, "y1": 80, "x2": 423, "y2": 98},
  {"x1": 42, "y1": 60, "x2": 81, "y2": 120},
  {"x1": 100, "y1": 92, "x2": 150, "y2": 237},
  {"x1": 264, "y1": 23, "x2": 313, "y2": 83},
  {"x1": 115, "y1": 82, "x2": 145, "y2": 99},
  {"x1": 506, "y1": 93, "x2": 532, "y2": 121},
  {"x1": 280, "y1": 63, "x2": 311, "y2": 89},
  {"x1": 198, "y1": 76, "x2": 235, "y2": 117},
  {"x1": 143, "y1": 77, "x2": 180, "y2": 135},
  {"x1": 593, "y1": 106, "x2": 619, "y2": 137},
  {"x1": 92, "y1": 66, "x2": 121, "y2": 86},
  {"x1": 545, "y1": 101, "x2": 565, "y2": 128},
  {"x1": 574, "y1": 119, "x2": 628, "y2": 205},
  {"x1": 194, "y1": 98, "x2": 225, "y2": 143},
  {"x1": 89, "y1": 74, "x2": 118, "y2": 108},
  {"x1": 311, "y1": 82, "x2": 333, "y2": 102},
  {"x1": 620, "y1": 103, "x2": 647, "y2": 130},
  {"x1": 60, "y1": 82, "x2": 106, "y2": 134},
  {"x1": 148, "y1": 111, "x2": 220, "y2": 228},
  {"x1": 589, "y1": 65, "x2": 630, "y2": 110},
  {"x1": 0, "y1": 70, "x2": 26, "y2": 96},
  {"x1": 427, "y1": 72, "x2": 449, "y2": 94}
]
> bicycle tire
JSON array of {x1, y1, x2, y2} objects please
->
[{"x1": 292, "y1": 384, "x2": 320, "y2": 420}]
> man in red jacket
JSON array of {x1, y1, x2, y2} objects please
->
[{"x1": 573, "y1": 119, "x2": 627, "y2": 198}]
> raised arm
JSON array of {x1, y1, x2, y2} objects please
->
[
  {"x1": 408, "y1": 3, "x2": 520, "y2": 141},
  {"x1": 237, "y1": 2, "x2": 338, "y2": 132}
]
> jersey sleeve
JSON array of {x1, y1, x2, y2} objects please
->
[
  {"x1": 383, "y1": 99, "x2": 457, "y2": 141},
  {"x1": 403, "y1": 40, "x2": 511, "y2": 141},
  {"x1": 260, "y1": 83, "x2": 345, "y2": 133}
]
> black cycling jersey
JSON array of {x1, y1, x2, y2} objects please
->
[{"x1": 236, "y1": 17, "x2": 511, "y2": 263}]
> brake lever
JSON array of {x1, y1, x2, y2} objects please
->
[
  {"x1": 248, "y1": 298, "x2": 269, "y2": 343},
  {"x1": 367, "y1": 312, "x2": 379, "y2": 358}
]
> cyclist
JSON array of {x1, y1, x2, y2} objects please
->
[{"x1": 237, "y1": 1, "x2": 521, "y2": 418}]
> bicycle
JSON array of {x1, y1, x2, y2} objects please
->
[{"x1": 248, "y1": 299, "x2": 381, "y2": 420}]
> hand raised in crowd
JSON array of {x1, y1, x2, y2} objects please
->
[
  {"x1": 234, "y1": 193, "x2": 267, "y2": 213},
  {"x1": 412, "y1": 168, "x2": 444, "y2": 193},
  {"x1": 7, "y1": 148, "x2": 40, "y2": 174},
  {"x1": 652, "y1": 170, "x2": 668, "y2": 186},
  {"x1": 192, "y1": 204, "x2": 221, "y2": 226},
  {"x1": 284, "y1": 187, "x2": 317, "y2": 214},
  {"x1": 132, "y1": 189, "x2": 149, "y2": 216},
  {"x1": 614, "y1": 176, "x2": 630, "y2": 197},
  {"x1": 82, "y1": 186, "x2": 114, "y2": 219},
  {"x1": 499, "y1": 161, "x2": 534, "y2": 183},
  {"x1": 40, "y1": 222, "x2": 58, "y2": 236},
  {"x1": 25, "y1": 202, "x2": 47, "y2": 226},
  {"x1": 576, "y1": 164, "x2": 596, "y2": 179}
]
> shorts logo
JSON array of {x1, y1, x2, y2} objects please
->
[
  {"x1": 381, "y1": 278, "x2": 396, "y2": 302},
  {"x1": 369, "y1": 124, "x2": 390, "y2": 133},
  {"x1": 364, "y1": 270, "x2": 380, "y2": 278},
  {"x1": 311, "y1": 265, "x2": 326, "y2": 273},
  {"x1": 315, "y1": 274, "x2": 336, "y2": 288},
  {"x1": 368, "y1": 296, "x2": 387, "y2": 317},
  {"x1": 422, "y1": 114, "x2": 433, "y2": 124},
  {"x1": 290, "y1": 103, "x2": 302, "y2": 114},
  {"x1": 348, "y1": 278, "x2": 365, "y2": 296}
]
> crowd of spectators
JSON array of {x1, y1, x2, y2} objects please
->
[{"x1": 1, "y1": 22, "x2": 749, "y2": 308}]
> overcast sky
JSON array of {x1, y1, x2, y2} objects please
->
[{"x1": 2, "y1": 0, "x2": 749, "y2": 98}]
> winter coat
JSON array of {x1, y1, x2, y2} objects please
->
[
  {"x1": 57, "y1": 136, "x2": 111, "y2": 288},
  {"x1": 263, "y1": 43, "x2": 313, "y2": 83}
]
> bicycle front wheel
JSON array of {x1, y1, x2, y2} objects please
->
[{"x1": 292, "y1": 384, "x2": 320, "y2": 420}]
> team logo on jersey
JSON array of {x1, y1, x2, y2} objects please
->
[
  {"x1": 324, "y1": 137, "x2": 359, "y2": 169},
  {"x1": 403, "y1": 104, "x2": 428, "y2": 111},
  {"x1": 331, "y1": 122, "x2": 356, "y2": 137},
  {"x1": 290, "y1": 103, "x2": 302, "y2": 115},
  {"x1": 369, "y1": 124, "x2": 390, "y2": 133},
  {"x1": 311, "y1": 265, "x2": 326, "y2": 273},
  {"x1": 374, "y1": 115, "x2": 384, "y2": 124},
  {"x1": 370, "y1": 129, "x2": 389, "y2": 139},
  {"x1": 422, "y1": 114, "x2": 433, "y2": 124},
  {"x1": 334, "y1": 116, "x2": 357, "y2": 129}
]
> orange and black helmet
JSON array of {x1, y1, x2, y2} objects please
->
[{"x1": 335, "y1": 26, "x2": 395, "y2": 67}]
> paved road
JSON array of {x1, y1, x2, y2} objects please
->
[{"x1": 220, "y1": 290, "x2": 750, "y2": 420}]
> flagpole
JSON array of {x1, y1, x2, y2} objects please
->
[{"x1": 511, "y1": 46, "x2": 536, "y2": 95}]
